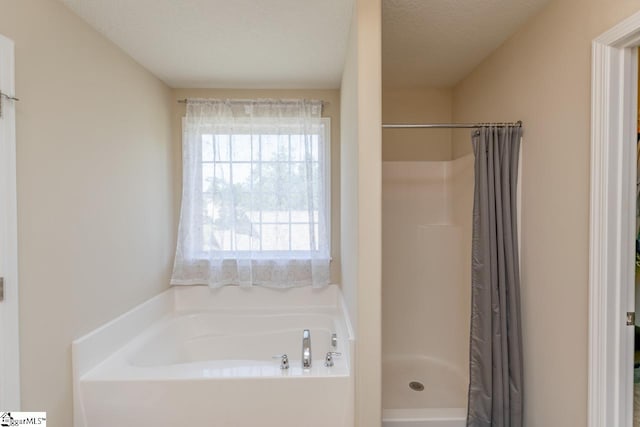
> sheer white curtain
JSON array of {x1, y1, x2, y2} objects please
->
[{"x1": 171, "y1": 99, "x2": 330, "y2": 288}]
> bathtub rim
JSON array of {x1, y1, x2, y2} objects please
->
[
  {"x1": 72, "y1": 284, "x2": 354, "y2": 427},
  {"x1": 85, "y1": 307, "x2": 352, "y2": 379}
]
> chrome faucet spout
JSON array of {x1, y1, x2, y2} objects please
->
[{"x1": 302, "y1": 329, "x2": 312, "y2": 368}]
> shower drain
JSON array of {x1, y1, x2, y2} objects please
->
[{"x1": 409, "y1": 381, "x2": 424, "y2": 391}]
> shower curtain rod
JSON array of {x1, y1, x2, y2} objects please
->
[{"x1": 382, "y1": 120, "x2": 522, "y2": 129}]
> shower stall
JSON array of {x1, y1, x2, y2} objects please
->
[{"x1": 381, "y1": 153, "x2": 474, "y2": 427}]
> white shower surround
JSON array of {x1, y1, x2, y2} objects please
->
[{"x1": 382, "y1": 155, "x2": 474, "y2": 427}]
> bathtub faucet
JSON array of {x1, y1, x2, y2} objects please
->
[{"x1": 302, "y1": 329, "x2": 312, "y2": 368}]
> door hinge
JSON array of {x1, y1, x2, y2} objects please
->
[
  {"x1": 0, "y1": 277, "x2": 3, "y2": 301},
  {"x1": 627, "y1": 312, "x2": 636, "y2": 326}
]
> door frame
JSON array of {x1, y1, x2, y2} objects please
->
[
  {"x1": 589, "y1": 10, "x2": 640, "y2": 427},
  {"x1": 0, "y1": 33, "x2": 20, "y2": 410}
]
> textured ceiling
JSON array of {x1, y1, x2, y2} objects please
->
[
  {"x1": 59, "y1": 0, "x2": 354, "y2": 89},
  {"x1": 383, "y1": 0, "x2": 551, "y2": 88}
]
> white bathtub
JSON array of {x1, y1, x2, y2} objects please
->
[
  {"x1": 382, "y1": 355, "x2": 467, "y2": 427},
  {"x1": 73, "y1": 285, "x2": 354, "y2": 427}
]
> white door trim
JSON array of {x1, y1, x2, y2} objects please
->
[
  {"x1": 589, "y1": 10, "x2": 640, "y2": 427},
  {"x1": 0, "y1": 33, "x2": 20, "y2": 410}
]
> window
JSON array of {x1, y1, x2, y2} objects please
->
[
  {"x1": 199, "y1": 121, "x2": 330, "y2": 255},
  {"x1": 171, "y1": 99, "x2": 330, "y2": 288}
]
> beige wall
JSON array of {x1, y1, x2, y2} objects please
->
[
  {"x1": 341, "y1": 16, "x2": 359, "y2": 330},
  {"x1": 171, "y1": 88, "x2": 342, "y2": 284},
  {"x1": 451, "y1": 0, "x2": 640, "y2": 425},
  {"x1": 340, "y1": 0, "x2": 382, "y2": 425},
  {"x1": 0, "y1": 1, "x2": 174, "y2": 424},
  {"x1": 382, "y1": 88, "x2": 453, "y2": 161}
]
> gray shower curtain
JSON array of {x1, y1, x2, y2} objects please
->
[{"x1": 467, "y1": 126, "x2": 523, "y2": 427}]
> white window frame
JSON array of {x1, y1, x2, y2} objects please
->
[{"x1": 187, "y1": 117, "x2": 331, "y2": 261}]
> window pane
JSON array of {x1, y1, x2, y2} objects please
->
[
  {"x1": 275, "y1": 184, "x2": 291, "y2": 212},
  {"x1": 214, "y1": 135, "x2": 231, "y2": 161},
  {"x1": 234, "y1": 210, "x2": 257, "y2": 251},
  {"x1": 248, "y1": 208, "x2": 260, "y2": 223},
  {"x1": 262, "y1": 224, "x2": 290, "y2": 251},
  {"x1": 291, "y1": 163, "x2": 308, "y2": 191},
  {"x1": 260, "y1": 163, "x2": 290, "y2": 196},
  {"x1": 232, "y1": 134, "x2": 252, "y2": 162},
  {"x1": 202, "y1": 163, "x2": 214, "y2": 194},
  {"x1": 278, "y1": 135, "x2": 290, "y2": 161},
  {"x1": 214, "y1": 163, "x2": 231, "y2": 185},
  {"x1": 289, "y1": 193, "x2": 302, "y2": 211},
  {"x1": 232, "y1": 163, "x2": 252, "y2": 188},
  {"x1": 291, "y1": 208, "x2": 310, "y2": 223},
  {"x1": 262, "y1": 204, "x2": 289, "y2": 223},
  {"x1": 261, "y1": 135, "x2": 278, "y2": 161},
  {"x1": 211, "y1": 229, "x2": 232, "y2": 251},
  {"x1": 235, "y1": 233, "x2": 254, "y2": 251},
  {"x1": 291, "y1": 224, "x2": 311, "y2": 250},
  {"x1": 203, "y1": 224, "x2": 214, "y2": 251},
  {"x1": 203, "y1": 195, "x2": 214, "y2": 222}
]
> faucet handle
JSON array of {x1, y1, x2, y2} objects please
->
[
  {"x1": 331, "y1": 333, "x2": 338, "y2": 348},
  {"x1": 324, "y1": 351, "x2": 342, "y2": 367},
  {"x1": 272, "y1": 354, "x2": 289, "y2": 369}
]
